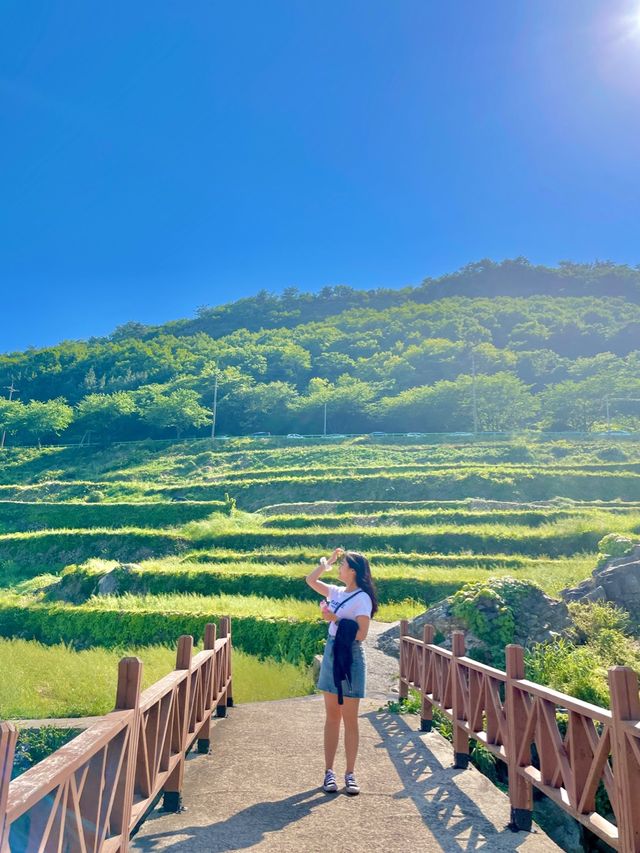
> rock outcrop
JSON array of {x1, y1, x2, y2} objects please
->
[
  {"x1": 378, "y1": 581, "x2": 571, "y2": 662},
  {"x1": 562, "y1": 545, "x2": 640, "y2": 620},
  {"x1": 95, "y1": 563, "x2": 138, "y2": 596}
]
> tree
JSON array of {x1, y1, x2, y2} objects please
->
[
  {"x1": 0, "y1": 399, "x2": 24, "y2": 448},
  {"x1": 538, "y1": 374, "x2": 640, "y2": 431},
  {"x1": 75, "y1": 392, "x2": 138, "y2": 440},
  {"x1": 294, "y1": 376, "x2": 377, "y2": 433},
  {"x1": 377, "y1": 373, "x2": 537, "y2": 433},
  {"x1": 15, "y1": 399, "x2": 74, "y2": 447},
  {"x1": 138, "y1": 389, "x2": 211, "y2": 438},
  {"x1": 227, "y1": 381, "x2": 300, "y2": 433}
]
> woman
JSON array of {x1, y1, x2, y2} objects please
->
[{"x1": 305, "y1": 547, "x2": 378, "y2": 796}]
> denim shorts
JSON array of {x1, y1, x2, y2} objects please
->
[{"x1": 316, "y1": 636, "x2": 366, "y2": 699}]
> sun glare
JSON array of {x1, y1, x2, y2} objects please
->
[{"x1": 627, "y1": 5, "x2": 640, "y2": 37}]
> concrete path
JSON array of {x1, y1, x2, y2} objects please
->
[{"x1": 132, "y1": 695, "x2": 559, "y2": 852}]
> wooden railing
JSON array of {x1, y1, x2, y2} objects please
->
[
  {"x1": 0, "y1": 618, "x2": 233, "y2": 852},
  {"x1": 399, "y1": 621, "x2": 640, "y2": 853}
]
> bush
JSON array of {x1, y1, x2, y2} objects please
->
[
  {"x1": 597, "y1": 532, "x2": 635, "y2": 558},
  {"x1": 527, "y1": 601, "x2": 640, "y2": 707},
  {"x1": 569, "y1": 600, "x2": 631, "y2": 642},
  {"x1": 450, "y1": 577, "x2": 535, "y2": 662},
  {"x1": 0, "y1": 601, "x2": 325, "y2": 664},
  {"x1": 13, "y1": 728, "x2": 81, "y2": 779},
  {"x1": 526, "y1": 638, "x2": 612, "y2": 706}
]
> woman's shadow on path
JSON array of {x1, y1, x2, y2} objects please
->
[{"x1": 132, "y1": 787, "x2": 335, "y2": 852}]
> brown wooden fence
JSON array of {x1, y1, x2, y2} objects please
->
[
  {"x1": 0, "y1": 617, "x2": 233, "y2": 852},
  {"x1": 399, "y1": 621, "x2": 640, "y2": 852}
]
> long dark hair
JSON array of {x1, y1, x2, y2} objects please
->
[{"x1": 344, "y1": 551, "x2": 378, "y2": 617}]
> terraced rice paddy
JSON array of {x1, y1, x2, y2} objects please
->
[{"x1": 1, "y1": 435, "x2": 639, "y2": 720}]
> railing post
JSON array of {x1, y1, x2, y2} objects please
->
[
  {"x1": 197, "y1": 623, "x2": 217, "y2": 754},
  {"x1": 398, "y1": 619, "x2": 409, "y2": 700},
  {"x1": 163, "y1": 635, "x2": 193, "y2": 813},
  {"x1": 0, "y1": 722, "x2": 18, "y2": 853},
  {"x1": 217, "y1": 616, "x2": 232, "y2": 716},
  {"x1": 451, "y1": 631, "x2": 469, "y2": 769},
  {"x1": 223, "y1": 616, "x2": 233, "y2": 708},
  {"x1": 609, "y1": 666, "x2": 640, "y2": 853},
  {"x1": 420, "y1": 625, "x2": 434, "y2": 732},
  {"x1": 115, "y1": 657, "x2": 143, "y2": 850},
  {"x1": 506, "y1": 645, "x2": 533, "y2": 832}
]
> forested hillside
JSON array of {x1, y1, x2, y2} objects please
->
[{"x1": 1, "y1": 259, "x2": 639, "y2": 444}]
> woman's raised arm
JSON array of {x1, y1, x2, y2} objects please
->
[
  {"x1": 305, "y1": 547, "x2": 343, "y2": 596},
  {"x1": 306, "y1": 557, "x2": 331, "y2": 596}
]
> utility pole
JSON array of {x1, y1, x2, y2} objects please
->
[
  {"x1": 211, "y1": 373, "x2": 219, "y2": 440},
  {"x1": 470, "y1": 350, "x2": 479, "y2": 435},
  {"x1": 323, "y1": 401, "x2": 327, "y2": 437},
  {"x1": 0, "y1": 381, "x2": 18, "y2": 450}
]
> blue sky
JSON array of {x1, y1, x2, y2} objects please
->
[{"x1": 2, "y1": 0, "x2": 640, "y2": 353}]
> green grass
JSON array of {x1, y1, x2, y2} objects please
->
[
  {"x1": 0, "y1": 595, "x2": 327, "y2": 663},
  {"x1": 0, "y1": 638, "x2": 313, "y2": 719},
  {"x1": 4, "y1": 437, "x2": 639, "y2": 487},
  {"x1": 3, "y1": 457, "x2": 640, "y2": 506},
  {"x1": 8, "y1": 589, "x2": 422, "y2": 623},
  {"x1": 45, "y1": 552, "x2": 595, "y2": 605},
  {"x1": 0, "y1": 501, "x2": 225, "y2": 533},
  {"x1": 1, "y1": 436, "x2": 638, "y2": 712},
  {"x1": 3, "y1": 504, "x2": 635, "y2": 578}
]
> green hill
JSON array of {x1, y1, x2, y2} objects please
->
[{"x1": 1, "y1": 259, "x2": 639, "y2": 445}]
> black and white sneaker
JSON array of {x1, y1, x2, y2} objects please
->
[
  {"x1": 323, "y1": 769, "x2": 338, "y2": 793},
  {"x1": 344, "y1": 772, "x2": 360, "y2": 795}
]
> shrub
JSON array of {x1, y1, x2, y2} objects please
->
[
  {"x1": 526, "y1": 601, "x2": 640, "y2": 707},
  {"x1": 450, "y1": 577, "x2": 535, "y2": 662},
  {"x1": 526, "y1": 638, "x2": 612, "y2": 707},
  {"x1": 0, "y1": 601, "x2": 326, "y2": 664},
  {"x1": 569, "y1": 600, "x2": 632, "y2": 642},
  {"x1": 597, "y1": 533, "x2": 635, "y2": 558},
  {"x1": 13, "y1": 728, "x2": 81, "y2": 779}
]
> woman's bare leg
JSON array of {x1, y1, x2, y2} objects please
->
[
  {"x1": 323, "y1": 691, "x2": 342, "y2": 770},
  {"x1": 341, "y1": 697, "x2": 360, "y2": 774}
]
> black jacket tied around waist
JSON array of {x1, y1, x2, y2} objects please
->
[{"x1": 333, "y1": 618, "x2": 359, "y2": 704}]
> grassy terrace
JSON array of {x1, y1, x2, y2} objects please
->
[
  {"x1": 2, "y1": 469, "x2": 640, "y2": 505},
  {"x1": 43, "y1": 553, "x2": 595, "y2": 600},
  {"x1": 0, "y1": 435, "x2": 637, "y2": 719},
  {"x1": 0, "y1": 507, "x2": 637, "y2": 573}
]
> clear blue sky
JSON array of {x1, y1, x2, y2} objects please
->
[{"x1": 2, "y1": 0, "x2": 640, "y2": 353}]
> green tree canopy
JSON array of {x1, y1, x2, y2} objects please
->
[
  {"x1": 12, "y1": 399, "x2": 74, "y2": 447},
  {"x1": 138, "y1": 389, "x2": 211, "y2": 438}
]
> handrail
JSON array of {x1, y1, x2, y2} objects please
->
[
  {"x1": 399, "y1": 620, "x2": 640, "y2": 852},
  {"x1": 0, "y1": 618, "x2": 233, "y2": 852}
]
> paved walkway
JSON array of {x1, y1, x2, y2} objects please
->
[{"x1": 132, "y1": 695, "x2": 559, "y2": 852}]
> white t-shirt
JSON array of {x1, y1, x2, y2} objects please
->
[{"x1": 325, "y1": 584, "x2": 373, "y2": 638}]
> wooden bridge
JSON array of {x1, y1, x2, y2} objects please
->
[{"x1": 1, "y1": 617, "x2": 640, "y2": 851}]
